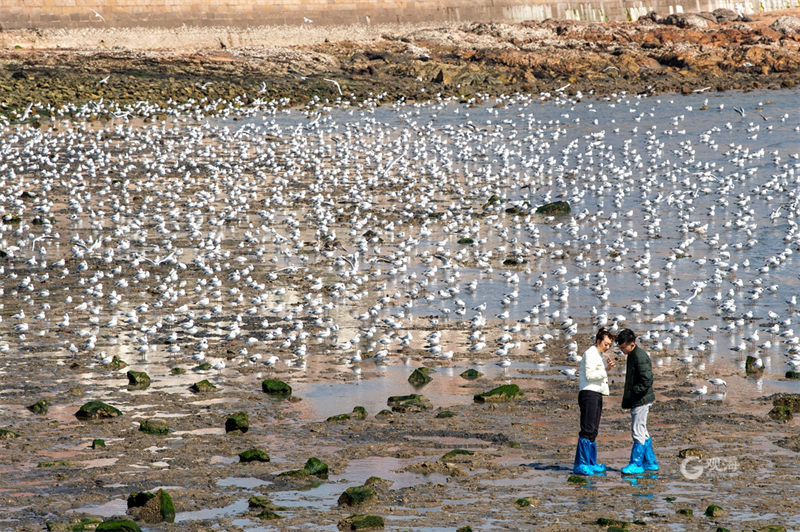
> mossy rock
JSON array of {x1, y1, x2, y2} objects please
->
[
  {"x1": 567, "y1": 475, "x2": 589, "y2": 485},
  {"x1": 0, "y1": 428, "x2": 20, "y2": 439},
  {"x1": 745, "y1": 356, "x2": 763, "y2": 374},
  {"x1": 327, "y1": 413, "x2": 351, "y2": 422},
  {"x1": 436, "y1": 410, "x2": 455, "y2": 418},
  {"x1": 225, "y1": 411, "x2": 249, "y2": 433},
  {"x1": 46, "y1": 516, "x2": 103, "y2": 531},
  {"x1": 442, "y1": 449, "x2": 474, "y2": 460},
  {"x1": 126, "y1": 370, "x2": 150, "y2": 389},
  {"x1": 239, "y1": 448, "x2": 270, "y2": 463},
  {"x1": 262, "y1": 378, "x2": 292, "y2": 396},
  {"x1": 190, "y1": 379, "x2": 216, "y2": 393},
  {"x1": 536, "y1": 200, "x2": 571, "y2": 215},
  {"x1": 596, "y1": 517, "x2": 630, "y2": 527},
  {"x1": 127, "y1": 489, "x2": 175, "y2": 523},
  {"x1": 338, "y1": 514, "x2": 384, "y2": 530},
  {"x1": 277, "y1": 468, "x2": 311, "y2": 479},
  {"x1": 193, "y1": 362, "x2": 212, "y2": 371},
  {"x1": 256, "y1": 510, "x2": 283, "y2": 519},
  {"x1": 665, "y1": 496, "x2": 677, "y2": 502},
  {"x1": 768, "y1": 406, "x2": 793, "y2": 422},
  {"x1": 38, "y1": 460, "x2": 72, "y2": 467},
  {"x1": 248, "y1": 496, "x2": 286, "y2": 511},
  {"x1": 408, "y1": 368, "x2": 433, "y2": 387},
  {"x1": 483, "y1": 195, "x2": 503, "y2": 209},
  {"x1": 678, "y1": 448, "x2": 703, "y2": 459},
  {"x1": 375, "y1": 409, "x2": 393, "y2": 418},
  {"x1": 170, "y1": 367, "x2": 186, "y2": 375},
  {"x1": 387, "y1": 393, "x2": 432, "y2": 413},
  {"x1": 714, "y1": 528, "x2": 731, "y2": 532},
  {"x1": 305, "y1": 457, "x2": 329, "y2": 478},
  {"x1": 92, "y1": 439, "x2": 106, "y2": 449},
  {"x1": 338, "y1": 485, "x2": 377, "y2": 506},
  {"x1": 75, "y1": 401, "x2": 122, "y2": 420},
  {"x1": 364, "y1": 476, "x2": 392, "y2": 487},
  {"x1": 106, "y1": 356, "x2": 128, "y2": 371},
  {"x1": 95, "y1": 520, "x2": 142, "y2": 532},
  {"x1": 474, "y1": 384, "x2": 523, "y2": 403},
  {"x1": 139, "y1": 418, "x2": 169, "y2": 435},
  {"x1": 456, "y1": 527, "x2": 473, "y2": 532},
  {"x1": 676, "y1": 508, "x2": 693, "y2": 516},
  {"x1": 773, "y1": 394, "x2": 800, "y2": 413},
  {"x1": 460, "y1": 368, "x2": 482, "y2": 380},
  {"x1": 754, "y1": 526, "x2": 786, "y2": 532},
  {"x1": 28, "y1": 399, "x2": 49, "y2": 415},
  {"x1": 457, "y1": 237, "x2": 474, "y2": 244},
  {"x1": 351, "y1": 406, "x2": 367, "y2": 420},
  {"x1": 705, "y1": 504, "x2": 725, "y2": 517},
  {"x1": 515, "y1": 496, "x2": 540, "y2": 508},
  {"x1": 786, "y1": 371, "x2": 800, "y2": 380}
]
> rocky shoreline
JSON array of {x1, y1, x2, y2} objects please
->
[{"x1": 1, "y1": 9, "x2": 800, "y2": 119}]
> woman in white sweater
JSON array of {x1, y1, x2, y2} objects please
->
[{"x1": 573, "y1": 328, "x2": 616, "y2": 476}]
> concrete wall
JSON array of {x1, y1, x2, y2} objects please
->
[{"x1": 0, "y1": 0, "x2": 796, "y2": 29}]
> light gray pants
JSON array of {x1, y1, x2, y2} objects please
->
[{"x1": 631, "y1": 403, "x2": 652, "y2": 445}]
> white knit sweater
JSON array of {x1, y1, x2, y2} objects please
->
[{"x1": 579, "y1": 345, "x2": 609, "y2": 395}]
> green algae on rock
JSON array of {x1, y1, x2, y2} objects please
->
[
  {"x1": 170, "y1": 367, "x2": 186, "y2": 375},
  {"x1": 92, "y1": 439, "x2": 105, "y2": 449},
  {"x1": 338, "y1": 514, "x2": 385, "y2": 530},
  {"x1": 536, "y1": 200, "x2": 571, "y2": 215},
  {"x1": 28, "y1": 399, "x2": 49, "y2": 415},
  {"x1": 387, "y1": 393, "x2": 433, "y2": 412},
  {"x1": 676, "y1": 508, "x2": 693, "y2": 516},
  {"x1": 305, "y1": 457, "x2": 329, "y2": 478},
  {"x1": 95, "y1": 520, "x2": 142, "y2": 532},
  {"x1": 408, "y1": 367, "x2": 433, "y2": 387},
  {"x1": 442, "y1": 449, "x2": 474, "y2": 460},
  {"x1": 338, "y1": 485, "x2": 377, "y2": 506},
  {"x1": 567, "y1": 475, "x2": 589, "y2": 484},
  {"x1": 139, "y1": 418, "x2": 169, "y2": 434},
  {"x1": 515, "y1": 496, "x2": 540, "y2": 507},
  {"x1": 351, "y1": 406, "x2": 368, "y2": 420},
  {"x1": 46, "y1": 516, "x2": 103, "y2": 531},
  {"x1": 704, "y1": 504, "x2": 725, "y2": 517},
  {"x1": 239, "y1": 449, "x2": 270, "y2": 463},
  {"x1": 106, "y1": 356, "x2": 128, "y2": 371},
  {"x1": 126, "y1": 370, "x2": 150, "y2": 389},
  {"x1": 38, "y1": 460, "x2": 72, "y2": 467},
  {"x1": 772, "y1": 394, "x2": 800, "y2": 413},
  {"x1": 326, "y1": 413, "x2": 351, "y2": 422},
  {"x1": 75, "y1": 401, "x2": 122, "y2": 420},
  {"x1": 474, "y1": 384, "x2": 523, "y2": 403},
  {"x1": 225, "y1": 411, "x2": 249, "y2": 433},
  {"x1": 786, "y1": 371, "x2": 800, "y2": 380},
  {"x1": 248, "y1": 495, "x2": 286, "y2": 510},
  {"x1": 262, "y1": 378, "x2": 292, "y2": 396},
  {"x1": 678, "y1": 448, "x2": 703, "y2": 459},
  {"x1": 746, "y1": 355, "x2": 764, "y2": 374},
  {"x1": 190, "y1": 379, "x2": 217, "y2": 393},
  {"x1": 0, "y1": 428, "x2": 20, "y2": 439},
  {"x1": 768, "y1": 405, "x2": 793, "y2": 422},
  {"x1": 256, "y1": 510, "x2": 283, "y2": 519},
  {"x1": 460, "y1": 368, "x2": 483, "y2": 380},
  {"x1": 127, "y1": 489, "x2": 175, "y2": 523},
  {"x1": 436, "y1": 410, "x2": 455, "y2": 418}
]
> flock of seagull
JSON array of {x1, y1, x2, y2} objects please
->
[{"x1": 1, "y1": 87, "x2": 799, "y2": 402}]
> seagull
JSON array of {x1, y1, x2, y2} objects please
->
[
  {"x1": 323, "y1": 78, "x2": 343, "y2": 96},
  {"x1": 708, "y1": 378, "x2": 727, "y2": 391},
  {"x1": 90, "y1": 9, "x2": 106, "y2": 23},
  {"x1": 691, "y1": 385, "x2": 708, "y2": 395}
]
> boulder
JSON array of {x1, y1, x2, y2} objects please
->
[
  {"x1": 351, "y1": 406, "x2": 368, "y2": 420},
  {"x1": 770, "y1": 16, "x2": 800, "y2": 34},
  {"x1": 28, "y1": 399, "x2": 48, "y2": 415},
  {"x1": 460, "y1": 369, "x2": 482, "y2": 380},
  {"x1": 225, "y1": 411, "x2": 249, "y2": 433},
  {"x1": 127, "y1": 489, "x2": 175, "y2": 523},
  {"x1": 106, "y1": 356, "x2": 127, "y2": 371},
  {"x1": 338, "y1": 485, "x2": 377, "y2": 506},
  {"x1": 772, "y1": 394, "x2": 800, "y2": 413},
  {"x1": 327, "y1": 413, "x2": 351, "y2": 422},
  {"x1": 126, "y1": 371, "x2": 150, "y2": 389},
  {"x1": 711, "y1": 8, "x2": 740, "y2": 22},
  {"x1": 304, "y1": 457, "x2": 329, "y2": 478},
  {"x1": 387, "y1": 394, "x2": 433, "y2": 412},
  {"x1": 474, "y1": 384, "x2": 523, "y2": 403},
  {"x1": 768, "y1": 406, "x2": 793, "y2": 422},
  {"x1": 705, "y1": 504, "x2": 725, "y2": 517},
  {"x1": 676, "y1": 508, "x2": 693, "y2": 516},
  {"x1": 239, "y1": 448, "x2": 270, "y2": 463},
  {"x1": 262, "y1": 378, "x2": 292, "y2": 396},
  {"x1": 786, "y1": 371, "x2": 800, "y2": 380},
  {"x1": 436, "y1": 410, "x2": 455, "y2": 418},
  {"x1": 95, "y1": 520, "x2": 142, "y2": 532},
  {"x1": 338, "y1": 514, "x2": 385, "y2": 530},
  {"x1": 408, "y1": 368, "x2": 433, "y2": 387},
  {"x1": 75, "y1": 401, "x2": 122, "y2": 420},
  {"x1": 190, "y1": 379, "x2": 216, "y2": 393},
  {"x1": 248, "y1": 495, "x2": 286, "y2": 510},
  {"x1": 535, "y1": 201, "x2": 571, "y2": 215},
  {"x1": 662, "y1": 13, "x2": 715, "y2": 29},
  {"x1": 46, "y1": 517, "x2": 103, "y2": 531},
  {"x1": 92, "y1": 439, "x2": 106, "y2": 449},
  {"x1": 139, "y1": 418, "x2": 169, "y2": 434}
]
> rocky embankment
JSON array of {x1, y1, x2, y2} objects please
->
[{"x1": 1, "y1": 9, "x2": 800, "y2": 117}]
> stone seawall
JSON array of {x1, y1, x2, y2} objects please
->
[{"x1": 1, "y1": 0, "x2": 797, "y2": 29}]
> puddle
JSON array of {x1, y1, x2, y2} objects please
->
[
  {"x1": 218, "y1": 477, "x2": 272, "y2": 489},
  {"x1": 70, "y1": 498, "x2": 127, "y2": 518},
  {"x1": 176, "y1": 498, "x2": 250, "y2": 522}
]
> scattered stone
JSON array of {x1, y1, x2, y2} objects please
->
[
  {"x1": 596, "y1": 517, "x2": 629, "y2": 527},
  {"x1": 248, "y1": 495, "x2": 286, "y2": 510},
  {"x1": 190, "y1": 379, "x2": 217, "y2": 393},
  {"x1": 28, "y1": 399, "x2": 49, "y2": 415},
  {"x1": 535, "y1": 200, "x2": 570, "y2": 215},
  {"x1": 337, "y1": 514, "x2": 384, "y2": 530},
  {"x1": 327, "y1": 413, "x2": 351, "y2": 422},
  {"x1": 775, "y1": 433, "x2": 800, "y2": 452},
  {"x1": 387, "y1": 393, "x2": 432, "y2": 412},
  {"x1": 441, "y1": 449, "x2": 474, "y2": 460},
  {"x1": 225, "y1": 411, "x2": 249, "y2": 433},
  {"x1": 95, "y1": 520, "x2": 142, "y2": 532},
  {"x1": 473, "y1": 384, "x2": 523, "y2": 403},
  {"x1": 768, "y1": 406, "x2": 793, "y2": 422},
  {"x1": 351, "y1": 406, "x2": 368, "y2": 420},
  {"x1": 262, "y1": 378, "x2": 292, "y2": 396},
  {"x1": 239, "y1": 448, "x2": 270, "y2": 463},
  {"x1": 127, "y1": 489, "x2": 175, "y2": 523},
  {"x1": 126, "y1": 370, "x2": 150, "y2": 389},
  {"x1": 772, "y1": 394, "x2": 800, "y2": 413},
  {"x1": 46, "y1": 516, "x2": 103, "y2": 531},
  {"x1": 515, "y1": 496, "x2": 540, "y2": 507},
  {"x1": 567, "y1": 475, "x2": 589, "y2": 485},
  {"x1": 0, "y1": 428, "x2": 20, "y2": 439},
  {"x1": 676, "y1": 508, "x2": 693, "y2": 516},
  {"x1": 92, "y1": 439, "x2": 106, "y2": 449},
  {"x1": 170, "y1": 367, "x2": 186, "y2": 375},
  {"x1": 678, "y1": 448, "x2": 703, "y2": 459},
  {"x1": 338, "y1": 485, "x2": 377, "y2": 506},
  {"x1": 705, "y1": 504, "x2": 725, "y2": 517},
  {"x1": 460, "y1": 368, "x2": 482, "y2": 380},
  {"x1": 408, "y1": 368, "x2": 433, "y2": 386},
  {"x1": 75, "y1": 401, "x2": 122, "y2": 420},
  {"x1": 139, "y1": 418, "x2": 169, "y2": 434},
  {"x1": 435, "y1": 410, "x2": 455, "y2": 418}
]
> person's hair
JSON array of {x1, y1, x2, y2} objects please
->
[
  {"x1": 596, "y1": 327, "x2": 616, "y2": 344},
  {"x1": 616, "y1": 328, "x2": 636, "y2": 346}
]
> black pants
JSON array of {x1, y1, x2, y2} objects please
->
[{"x1": 578, "y1": 390, "x2": 603, "y2": 442}]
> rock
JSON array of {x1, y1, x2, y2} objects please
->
[
  {"x1": 745, "y1": 356, "x2": 763, "y2": 374},
  {"x1": 92, "y1": 439, "x2": 106, "y2": 449},
  {"x1": 126, "y1": 370, "x2": 150, "y2": 389},
  {"x1": 772, "y1": 394, "x2": 800, "y2": 413},
  {"x1": 338, "y1": 485, "x2": 377, "y2": 506},
  {"x1": 705, "y1": 504, "x2": 725, "y2": 517},
  {"x1": 711, "y1": 8, "x2": 740, "y2": 22},
  {"x1": 676, "y1": 508, "x2": 693, "y2": 516},
  {"x1": 568, "y1": 475, "x2": 589, "y2": 484},
  {"x1": 457, "y1": 237, "x2": 474, "y2": 244},
  {"x1": 304, "y1": 457, "x2": 329, "y2": 478},
  {"x1": 193, "y1": 362, "x2": 212, "y2": 371},
  {"x1": 248, "y1": 495, "x2": 286, "y2": 510},
  {"x1": 190, "y1": 379, "x2": 217, "y2": 393},
  {"x1": 262, "y1": 378, "x2": 292, "y2": 396},
  {"x1": 139, "y1": 418, "x2": 169, "y2": 434},
  {"x1": 460, "y1": 369, "x2": 482, "y2": 380},
  {"x1": 27, "y1": 399, "x2": 48, "y2": 414},
  {"x1": 256, "y1": 510, "x2": 283, "y2": 519},
  {"x1": 351, "y1": 406, "x2": 368, "y2": 420},
  {"x1": 95, "y1": 520, "x2": 142, "y2": 532},
  {"x1": 375, "y1": 409, "x2": 393, "y2": 418},
  {"x1": 46, "y1": 516, "x2": 103, "y2": 531},
  {"x1": 408, "y1": 368, "x2": 433, "y2": 387},
  {"x1": 338, "y1": 514, "x2": 385, "y2": 530},
  {"x1": 239, "y1": 448, "x2": 270, "y2": 463},
  {"x1": 786, "y1": 371, "x2": 800, "y2": 380},
  {"x1": 770, "y1": 16, "x2": 800, "y2": 35},
  {"x1": 67, "y1": 386, "x2": 85, "y2": 396},
  {"x1": 0, "y1": 428, "x2": 21, "y2": 439},
  {"x1": 596, "y1": 518, "x2": 630, "y2": 527},
  {"x1": 38, "y1": 460, "x2": 72, "y2": 467},
  {"x1": 535, "y1": 200, "x2": 571, "y2": 215},
  {"x1": 768, "y1": 406, "x2": 793, "y2": 422},
  {"x1": 715, "y1": 528, "x2": 732, "y2": 532},
  {"x1": 170, "y1": 367, "x2": 186, "y2": 375},
  {"x1": 483, "y1": 194, "x2": 503, "y2": 209},
  {"x1": 456, "y1": 527, "x2": 473, "y2": 532},
  {"x1": 678, "y1": 448, "x2": 703, "y2": 459},
  {"x1": 441, "y1": 449, "x2": 474, "y2": 460},
  {"x1": 225, "y1": 411, "x2": 249, "y2": 433},
  {"x1": 474, "y1": 384, "x2": 523, "y2": 403},
  {"x1": 387, "y1": 393, "x2": 433, "y2": 412},
  {"x1": 327, "y1": 413, "x2": 351, "y2": 422},
  {"x1": 364, "y1": 476, "x2": 392, "y2": 488},
  {"x1": 754, "y1": 527, "x2": 786, "y2": 532},
  {"x1": 106, "y1": 356, "x2": 127, "y2": 371},
  {"x1": 127, "y1": 489, "x2": 175, "y2": 523},
  {"x1": 662, "y1": 13, "x2": 714, "y2": 29},
  {"x1": 75, "y1": 401, "x2": 122, "y2": 420},
  {"x1": 515, "y1": 496, "x2": 540, "y2": 507},
  {"x1": 436, "y1": 410, "x2": 455, "y2": 418}
]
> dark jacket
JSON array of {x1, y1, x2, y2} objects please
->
[{"x1": 621, "y1": 345, "x2": 655, "y2": 409}]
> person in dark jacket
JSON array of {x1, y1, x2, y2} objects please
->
[{"x1": 617, "y1": 328, "x2": 658, "y2": 474}]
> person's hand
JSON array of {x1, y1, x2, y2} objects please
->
[{"x1": 606, "y1": 357, "x2": 615, "y2": 369}]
